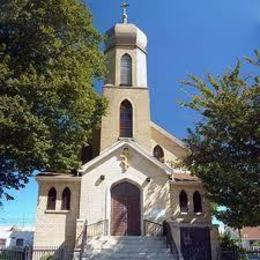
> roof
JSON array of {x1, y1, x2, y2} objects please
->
[
  {"x1": 105, "y1": 23, "x2": 147, "y2": 52},
  {"x1": 241, "y1": 227, "x2": 260, "y2": 240},
  {"x1": 37, "y1": 172, "x2": 75, "y2": 177},
  {"x1": 150, "y1": 122, "x2": 187, "y2": 149},
  {"x1": 79, "y1": 140, "x2": 173, "y2": 175},
  {"x1": 36, "y1": 172, "x2": 81, "y2": 182},
  {"x1": 0, "y1": 226, "x2": 34, "y2": 239},
  {"x1": 172, "y1": 173, "x2": 200, "y2": 182}
]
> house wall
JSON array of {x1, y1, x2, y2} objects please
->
[
  {"x1": 33, "y1": 178, "x2": 81, "y2": 249},
  {"x1": 8, "y1": 231, "x2": 34, "y2": 248},
  {"x1": 80, "y1": 147, "x2": 171, "y2": 235},
  {"x1": 0, "y1": 228, "x2": 34, "y2": 249}
]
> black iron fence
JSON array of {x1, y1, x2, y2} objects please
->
[
  {"x1": 218, "y1": 247, "x2": 260, "y2": 260},
  {"x1": 144, "y1": 219, "x2": 163, "y2": 237},
  {"x1": 0, "y1": 246, "x2": 74, "y2": 260},
  {"x1": 0, "y1": 248, "x2": 24, "y2": 260}
]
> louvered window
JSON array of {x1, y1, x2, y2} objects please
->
[
  {"x1": 120, "y1": 54, "x2": 132, "y2": 86},
  {"x1": 120, "y1": 100, "x2": 133, "y2": 137}
]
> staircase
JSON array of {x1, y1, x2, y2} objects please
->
[{"x1": 81, "y1": 236, "x2": 174, "y2": 260}]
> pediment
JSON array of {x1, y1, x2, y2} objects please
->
[{"x1": 79, "y1": 140, "x2": 172, "y2": 176}]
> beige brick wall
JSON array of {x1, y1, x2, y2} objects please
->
[
  {"x1": 151, "y1": 126, "x2": 187, "y2": 163},
  {"x1": 100, "y1": 86, "x2": 151, "y2": 151},
  {"x1": 34, "y1": 178, "x2": 81, "y2": 249},
  {"x1": 170, "y1": 183, "x2": 212, "y2": 224},
  {"x1": 105, "y1": 46, "x2": 147, "y2": 88}
]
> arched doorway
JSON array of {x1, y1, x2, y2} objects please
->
[{"x1": 111, "y1": 181, "x2": 141, "y2": 236}]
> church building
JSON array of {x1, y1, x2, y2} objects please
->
[{"x1": 34, "y1": 5, "x2": 219, "y2": 260}]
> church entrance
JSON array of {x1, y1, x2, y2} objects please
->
[{"x1": 111, "y1": 182, "x2": 141, "y2": 236}]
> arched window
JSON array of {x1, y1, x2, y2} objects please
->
[
  {"x1": 81, "y1": 143, "x2": 93, "y2": 164},
  {"x1": 120, "y1": 100, "x2": 133, "y2": 138},
  {"x1": 120, "y1": 54, "x2": 132, "y2": 86},
  {"x1": 47, "y1": 187, "x2": 56, "y2": 210},
  {"x1": 61, "y1": 187, "x2": 71, "y2": 210},
  {"x1": 153, "y1": 145, "x2": 165, "y2": 163},
  {"x1": 193, "y1": 191, "x2": 202, "y2": 213},
  {"x1": 179, "y1": 190, "x2": 188, "y2": 213}
]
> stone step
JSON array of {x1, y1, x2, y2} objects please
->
[
  {"x1": 83, "y1": 252, "x2": 173, "y2": 260},
  {"x1": 87, "y1": 237, "x2": 166, "y2": 246},
  {"x1": 83, "y1": 236, "x2": 174, "y2": 260},
  {"x1": 87, "y1": 236, "x2": 165, "y2": 242},
  {"x1": 82, "y1": 256, "x2": 177, "y2": 260},
  {"x1": 87, "y1": 241, "x2": 166, "y2": 247},
  {"x1": 86, "y1": 246, "x2": 171, "y2": 253},
  {"x1": 87, "y1": 247, "x2": 170, "y2": 254}
]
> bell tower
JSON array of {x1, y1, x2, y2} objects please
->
[{"x1": 100, "y1": 3, "x2": 151, "y2": 151}]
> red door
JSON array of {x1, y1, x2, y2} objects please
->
[{"x1": 111, "y1": 182, "x2": 141, "y2": 236}]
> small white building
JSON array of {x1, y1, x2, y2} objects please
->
[{"x1": 0, "y1": 226, "x2": 34, "y2": 249}]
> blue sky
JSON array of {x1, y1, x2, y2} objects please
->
[{"x1": 0, "y1": 0, "x2": 259, "y2": 225}]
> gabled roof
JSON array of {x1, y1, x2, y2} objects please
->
[
  {"x1": 150, "y1": 121, "x2": 187, "y2": 149},
  {"x1": 79, "y1": 140, "x2": 173, "y2": 176},
  {"x1": 241, "y1": 227, "x2": 260, "y2": 240}
]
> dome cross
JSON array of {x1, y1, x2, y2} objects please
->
[{"x1": 121, "y1": 1, "x2": 129, "y2": 24}]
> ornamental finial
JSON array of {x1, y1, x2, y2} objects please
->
[{"x1": 121, "y1": 1, "x2": 129, "y2": 24}]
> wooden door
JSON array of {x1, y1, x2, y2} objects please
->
[
  {"x1": 181, "y1": 227, "x2": 211, "y2": 260},
  {"x1": 111, "y1": 182, "x2": 141, "y2": 236}
]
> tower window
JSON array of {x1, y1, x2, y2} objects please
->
[
  {"x1": 47, "y1": 187, "x2": 57, "y2": 210},
  {"x1": 120, "y1": 100, "x2": 133, "y2": 138},
  {"x1": 61, "y1": 187, "x2": 71, "y2": 210},
  {"x1": 120, "y1": 54, "x2": 132, "y2": 86},
  {"x1": 179, "y1": 190, "x2": 188, "y2": 213},
  {"x1": 193, "y1": 191, "x2": 202, "y2": 213},
  {"x1": 153, "y1": 145, "x2": 165, "y2": 163}
]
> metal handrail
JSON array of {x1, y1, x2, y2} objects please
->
[
  {"x1": 87, "y1": 219, "x2": 108, "y2": 237},
  {"x1": 144, "y1": 219, "x2": 163, "y2": 236},
  {"x1": 79, "y1": 220, "x2": 88, "y2": 260},
  {"x1": 144, "y1": 219, "x2": 163, "y2": 226},
  {"x1": 87, "y1": 219, "x2": 107, "y2": 227},
  {"x1": 163, "y1": 221, "x2": 179, "y2": 260}
]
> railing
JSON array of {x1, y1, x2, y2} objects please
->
[
  {"x1": 217, "y1": 247, "x2": 260, "y2": 260},
  {"x1": 0, "y1": 248, "x2": 24, "y2": 260},
  {"x1": 76, "y1": 219, "x2": 108, "y2": 260},
  {"x1": 87, "y1": 219, "x2": 108, "y2": 237},
  {"x1": 79, "y1": 220, "x2": 88, "y2": 260},
  {"x1": 0, "y1": 246, "x2": 74, "y2": 260},
  {"x1": 31, "y1": 246, "x2": 73, "y2": 260},
  {"x1": 144, "y1": 219, "x2": 163, "y2": 236},
  {"x1": 163, "y1": 221, "x2": 179, "y2": 260}
]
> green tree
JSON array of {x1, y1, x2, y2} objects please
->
[
  {"x1": 0, "y1": 0, "x2": 107, "y2": 201},
  {"x1": 181, "y1": 51, "x2": 260, "y2": 229}
]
